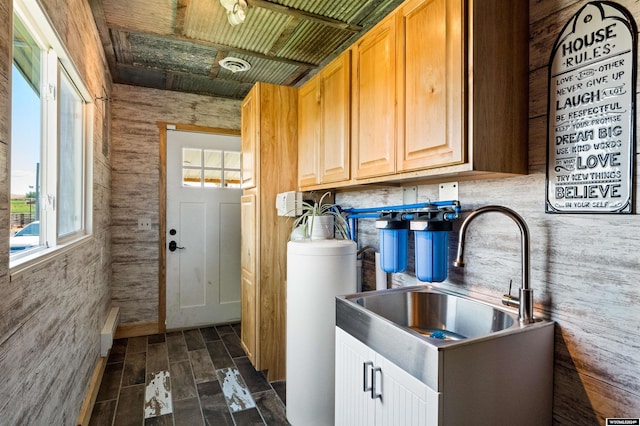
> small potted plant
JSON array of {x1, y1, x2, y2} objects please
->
[{"x1": 290, "y1": 192, "x2": 350, "y2": 240}]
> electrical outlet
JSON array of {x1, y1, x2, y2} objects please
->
[{"x1": 138, "y1": 217, "x2": 152, "y2": 230}]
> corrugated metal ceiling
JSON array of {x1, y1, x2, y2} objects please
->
[{"x1": 89, "y1": 0, "x2": 404, "y2": 100}]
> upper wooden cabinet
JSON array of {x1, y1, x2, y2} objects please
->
[
  {"x1": 298, "y1": 51, "x2": 351, "y2": 187},
  {"x1": 299, "y1": 0, "x2": 528, "y2": 190},
  {"x1": 321, "y1": 52, "x2": 351, "y2": 183},
  {"x1": 352, "y1": 16, "x2": 397, "y2": 179},
  {"x1": 397, "y1": 0, "x2": 463, "y2": 172},
  {"x1": 297, "y1": 74, "x2": 321, "y2": 187}
]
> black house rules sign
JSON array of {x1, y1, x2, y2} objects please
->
[{"x1": 546, "y1": 1, "x2": 636, "y2": 213}]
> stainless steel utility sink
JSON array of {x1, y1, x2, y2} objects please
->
[
  {"x1": 336, "y1": 285, "x2": 554, "y2": 394},
  {"x1": 353, "y1": 289, "x2": 517, "y2": 341},
  {"x1": 336, "y1": 285, "x2": 554, "y2": 425}
]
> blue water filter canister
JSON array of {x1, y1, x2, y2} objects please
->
[
  {"x1": 410, "y1": 221, "x2": 453, "y2": 282},
  {"x1": 375, "y1": 219, "x2": 409, "y2": 273}
]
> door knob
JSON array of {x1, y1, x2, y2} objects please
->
[{"x1": 169, "y1": 240, "x2": 185, "y2": 252}]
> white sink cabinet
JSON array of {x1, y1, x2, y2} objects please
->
[
  {"x1": 335, "y1": 328, "x2": 440, "y2": 425},
  {"x1": 335, "y1": 287, "x2": 555, "y2": 426}
]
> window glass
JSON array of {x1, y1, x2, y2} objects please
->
[
  {"x1": 11, "y1": 12, "x2": 42, "y2": 253},
  {"x1": 58, "y1": 68, "x2": 85, "y2": 238},
  {"x1": 12, "y1": 12, "x2": 40, "y2": 94}
]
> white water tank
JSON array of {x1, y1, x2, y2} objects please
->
[{"x1": 286, "y1": 239, "x2": 357, "y2": 426}]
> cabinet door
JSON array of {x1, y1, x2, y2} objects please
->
[
  {"x1": 321, "y1": 51, "x2": 351, "y2": 184},
  {"x1": 336, "y1": 328, "x2": 440, "y2": 426},
  {"x1": 298, "y1": 75, "x2": 321, "y2": 187},
  {"x1": 352, "y1": 16, "x2": 397, "y2": 179},
  {"x1": 397, "y1": 0, "x2": 464, "y2": 172},
  {"x1": 376, "y1": 352, "x2": 440, "y2": 426},
  {"x1": 241, "y1": 86, "x2": 258, "y2": 189},
  {"x1": 240, "y1": 192, "x2": 257, "y2": 365},
  {"x1": 335, "y1": 328, "x2": 376, "y2": 426}
]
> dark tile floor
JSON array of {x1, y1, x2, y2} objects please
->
[{"x1": 89, "y1": 323, "x2": 289, "y2": 425}]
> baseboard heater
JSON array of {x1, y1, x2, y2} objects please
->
[{"x1": 100, "y1": 307, "x2": 120, "y2": 357}]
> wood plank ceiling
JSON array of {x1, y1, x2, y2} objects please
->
[{"x1": 89, "y1": 0, "x2": 404, "y2": 100}]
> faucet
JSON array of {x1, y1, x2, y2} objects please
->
[{"x1": 454, "y1": 205, "x2": 534, "y2": 324}]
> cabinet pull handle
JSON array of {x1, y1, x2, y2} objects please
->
[
  {"x1": 363, "y1": 361, "x2": 374, "y2": 392},
  {"x1": 371, "y1": 367, "x2": 382, "y2": 400}
]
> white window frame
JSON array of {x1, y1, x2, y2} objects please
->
[{"x1": 10, "y1": 0, "x2": 93, "y2": 269}]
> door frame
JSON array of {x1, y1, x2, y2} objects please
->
[{"x1": 158, "y1": 122, "x2": 241, "y2": 333}]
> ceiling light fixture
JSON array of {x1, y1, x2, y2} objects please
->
[
  {"x1": 219, "y1": 57, "x2": 252, "y2": 73},
  {"x1": 219, "y1": 0, "x2": 248, "y2": 26}
]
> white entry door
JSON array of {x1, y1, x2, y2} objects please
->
[{"x1": 166, "y1": 129, "x2": 242, "y2": 329}]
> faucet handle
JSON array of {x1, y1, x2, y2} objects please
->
[{"x1": 502, "y1": 279, "x2": 520, "y2": 308}]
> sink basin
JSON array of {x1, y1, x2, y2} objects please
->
[
  {"x1": 336, "y1": 285, "x2": 554, "y2": 393},
  {"x1": 353, "y1": 288, "x2": 517, "y2": 341}
]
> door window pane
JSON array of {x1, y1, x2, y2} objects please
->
[
  {"x1": 204, "y1": 150, "x2": 222, "y2": 168},
  {"x1": 183, "y1": 168, "x2": 202, "y2": 186},
  {"x1": 224, "y1": 151, "x2": 240, "y2": 169},
  {"x1": 224, "y1": 170, "x2": 241, "y2": 188},
  {"x1": 183, "y1": 148, "x2": 201, "y2": 167},
  {"x1": 204, "y1": 170, "x2": 222, "y2": 187}
]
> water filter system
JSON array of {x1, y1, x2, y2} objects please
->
[{"x1": 343, "y1": 200, "x2": 460, "y2": 282}]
